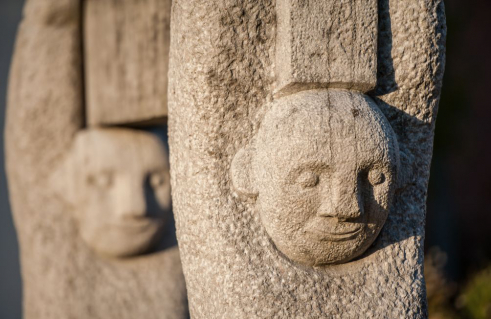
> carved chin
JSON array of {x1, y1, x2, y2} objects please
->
[
  {"x1": 80, "y1": 219, "x2": 164, "y2": 258},
  {"x1": 267, "y1": 222, "x2": 381, "y2": 266},
  {"x1": 312, "y1": 234, "x2": 375, "y2": 266}
]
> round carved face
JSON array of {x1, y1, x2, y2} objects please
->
[
  {"x1": 65, "y1": 128, "x2": 171, "y2": 258},
  {"x1": 231, "y1": 90, "x2": 399, "y2": 266}
]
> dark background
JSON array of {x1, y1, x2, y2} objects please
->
[
  {"x1": 1, "y1": 1, "x2": 25, "y2": 319},
  {"x1": 1, "y1": 1, "x2": 490, "y2": 318}
]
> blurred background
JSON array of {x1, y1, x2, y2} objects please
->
[{"x1": 0, "y1": 0, "x2": 490, "y2": 318}]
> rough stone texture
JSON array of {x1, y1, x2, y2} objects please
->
[
  {"x1": 6, "y1": 0, "x2": 187, "y2": 318},
  {"x1": 168, "y1": 0, "x2": 445, "y2": 318},
  {"x1": 230, "y1": 90, "x2": 400, "y2": 266},
  {"x1": 84, "y1": 0, "x2": 171, "y2": 126},
  {"x1": 275, "y1": 0, "x2": 378, "y2": 96}
]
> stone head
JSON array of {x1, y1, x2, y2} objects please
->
[
  {"x1": 56, "y1": 128, "x2": 171, "y2": 258},
  {"x1": 231, "y1": 90, "x2": 400, "y2": 266}
]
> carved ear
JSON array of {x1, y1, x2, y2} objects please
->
[{"x1": 230, "y1": 145, "x2": 258, "y2": 198}]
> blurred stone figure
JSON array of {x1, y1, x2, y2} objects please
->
[
  {"x1": 55, "y1": 128, "x2": 172, "y2": 258},
  {"x1": 5, "y1": 0, "x2": 188, "y2": 318}
]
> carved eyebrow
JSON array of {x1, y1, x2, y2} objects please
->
[
  {"x1": 286, "y1": 162, "x2": 329, "y2": 180},
  {"x1": 355, "y1": 158, "x2": 392, "y2": 172}
]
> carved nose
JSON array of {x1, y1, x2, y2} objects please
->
[
  {"x1": 317, "y1": 202, "x2": 363, "y2": 220},
  {"x1": 317, "y1": 179, "x2": 364, "y2": 220},
  {"x1": 116, "y1": 178, "x2": 147, "y2": 219}
]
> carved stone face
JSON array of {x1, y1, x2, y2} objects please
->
[
  {"x1": 231, "y1": 90, "x2": 399, "y2": 266},
  {"x1": 62, "y1": 128, "x2": 171, "y2": 258}
]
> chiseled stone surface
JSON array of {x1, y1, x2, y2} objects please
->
[
  {"x1": 6, "y1": 1, "x2": 187, "y2": 318},
  {"x1": 275, "y1": 0, "x2": 378, "y2": 95},
  {"x1": 230, "y1": 90, "x2": 400, "y2": 267},
  {"x1": 84, "y1": 0, "x2": 171, "y2": 126},
  {"x1": 168, "y1": 0, "x2": 445, "y2": 318}
]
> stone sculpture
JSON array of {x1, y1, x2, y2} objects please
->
[
  {"x1": 84, "y1": 0, "x2": 171, "y2": 126},
  {"x1": 231, "y1": 90, "x2": 400, "y2": 266},
  {"x1": 6, "y1": 0, "x2": 188, "y2": 318},
  {"x1": 169, "y1": 0, "x2": 445, "y2": 317},
  {"x1": 54, "y1": 128, "x2": 172, "y2": 258}
]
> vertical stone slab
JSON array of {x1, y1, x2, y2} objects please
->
[
  {"x1": 84, "y1": 0, "x2": 171, "y2": 126},
  {"x1": 275, "y1": 0, "x2": 378, "y2": 95},
  {"x1": 6, "y1": 0, "x2": 188, "y2": 318},
  {"x1": 168, "y1": 0, "x2": 446, "y2": 318}
]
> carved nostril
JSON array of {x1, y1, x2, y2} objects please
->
[
  {"x1": 317, "y1": 208, "x2": 362, "y2": 220},
  {"x1": 316, "y1": 175, "x2": 365, "y2": 220},
  {"x1": 336, "y1": 209, "x2": 362, "y2": 221},
  {"x1": 316, "y1": 210, "x2": 334, "y2": 218},
  {"x1": 119, "y1": 209, "x2": 147, "y2": 219},
  {"x1": 317, "y1": 193, "x2": 364, "y2": 220},
  {"x1": 125, "y1": 194, "x2": 148, "y2": 218}
]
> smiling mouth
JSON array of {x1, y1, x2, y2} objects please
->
[
  {"x1": 110, "y1": 217, "x2": 163, "y2": 233},
  {"x1": 305, "y1": 219, "x2": 364, "y2": 242}
]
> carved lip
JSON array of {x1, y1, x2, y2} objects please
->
[
  {"x1": 305, "y1": 219, "x2": 364, "y2": 242},
  {"x1": 110, "y1": 217, "x2": 162, "y2": 233}
]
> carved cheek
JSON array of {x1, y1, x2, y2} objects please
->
[
  {"x1": 287, "y1": 189, "x2": 321, "y2": 228},
  {"x1": 149, "y1": 170, "x2": 172, "y2": 211},
  {"x1": 82, "y1": 187, "x2": 113, "y2": 224},
  {"x1": 83, "y1": 173, "x2": 123, "y2": 225},
  {"x1": 370, "y1": 183, "x2": 391, "y2": 211},
  {"x1": 259, "y1": 186, "x2": 317, "y2": 232}
]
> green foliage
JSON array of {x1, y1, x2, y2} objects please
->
[
  {"x1": 426, "y1": 248, "x2": 491, "y2": 319},
  {"x1": 459, "y1": 267, "x2": 491, "y2": 319},
  {"x1": 426, "y1": 247, "x2": 459, "y2": 319}
]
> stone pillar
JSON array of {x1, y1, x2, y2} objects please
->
[
  {"x1": 5, "y1": 0, "x2": 187, "y2": 318},
  {"x1": 168, "y1": 0, "x2": 445, "y2": 318},
  {"x1": 275, "y1": 0, "x2": 378, "y2": 95},
  {"x1": 84, "y1": 0, "x2": 171, "y2": 126}
]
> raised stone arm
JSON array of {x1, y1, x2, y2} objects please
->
[
  {"x1": 275, "y1": 0, "x2": 378, "y2": 95},
  {"x1": 169, "y1": 0, "x2": 445, "y2": 317},
  {"x1": 6, "y1": 0, "x2": 187, "y2": 318},
  {"x1": 84, "y1": 0, "x2": 171, "y2": 126}
]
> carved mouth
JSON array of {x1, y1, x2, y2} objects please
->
[
  {"x1": 305, "y1": 218, "x2": 364, "y2": 242},
  {"x1": 111, "y1": 217, "x2": 162, "y2": 233}
]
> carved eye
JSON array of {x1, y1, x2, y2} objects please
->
[
  {"x1": 87, "y1": 172, "x2": 113, "y2": 188},
  {"x1": 368, "y1": 169, "x2": 385, "y2": 186},
  {"x1": 296, "y1": 171, "x2": 319, "y2": 188},
  {"x1": 150, "y1": 171, "x2": 167, "y2": 189}
]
